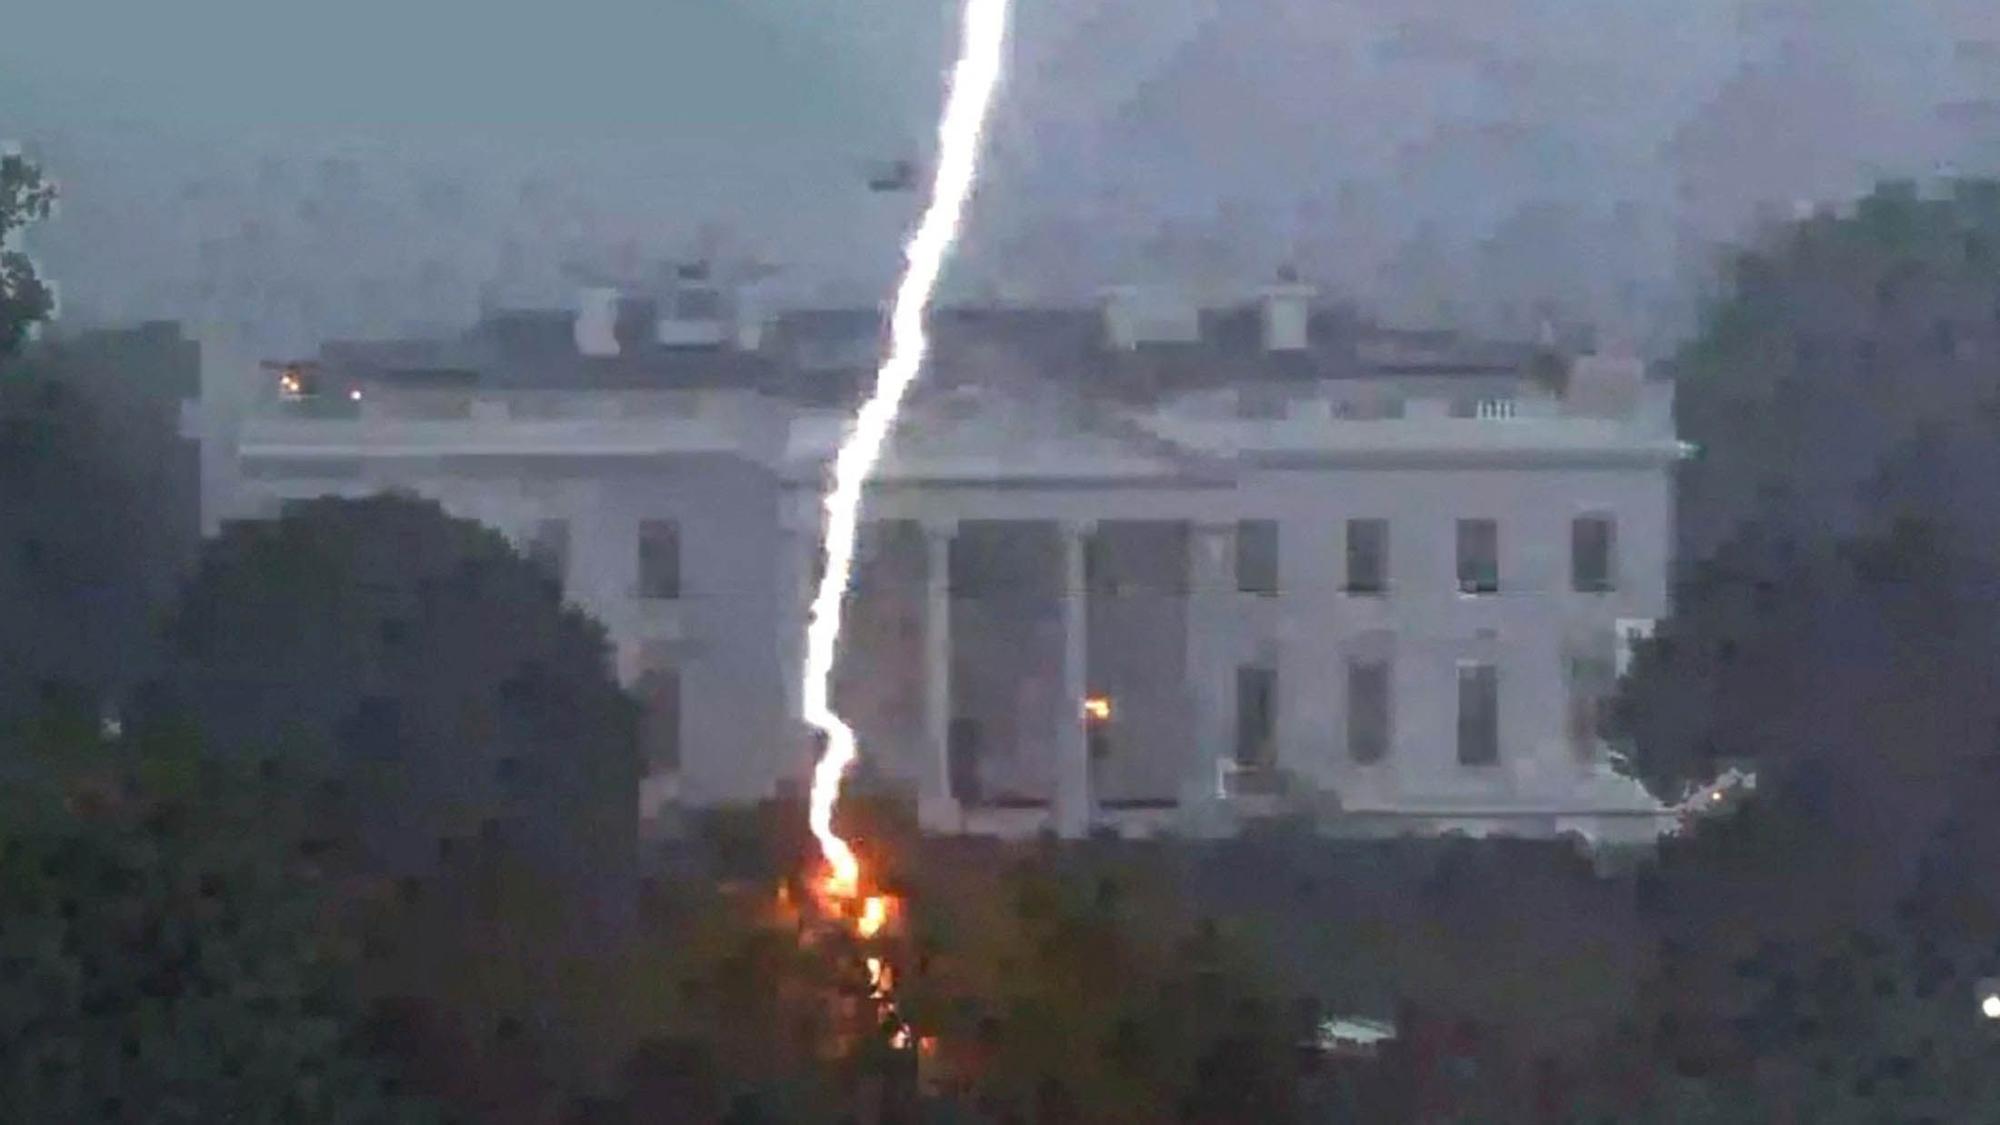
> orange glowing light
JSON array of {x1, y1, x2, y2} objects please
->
[
  {"x1": 857, "y1": 895, "x2": 889, "y2": 939},
  {"x1": 1083, "y1": 695, "x2": 1113, "y2": 722}
]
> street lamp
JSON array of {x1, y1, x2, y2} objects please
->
[{"x1": 1978, "y1": 978, "x2": 2000, "y2": 1021}]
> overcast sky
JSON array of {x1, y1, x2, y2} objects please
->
[{"x1": 5, "y1": 1, "x2": 1999, "y2": 354}]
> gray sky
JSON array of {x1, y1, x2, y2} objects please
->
[{"x1": 6, "y1": 1, "x2": 2000, "y2": 354}]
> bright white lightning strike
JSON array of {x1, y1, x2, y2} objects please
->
[{"x1": 803, "y1": 0, "x2": 1012, "y2": 896}]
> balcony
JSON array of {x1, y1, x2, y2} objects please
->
[
  {"x1": 1141, "y1": 383, "x2": 1681, "y2": 465},
  {"x1": 240, "y1": 389, "x2": 759, "y2": 461}
]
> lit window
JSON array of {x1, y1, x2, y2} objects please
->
[{"x1": 276, "y1": 367, "x2": 317, "y2": 401}]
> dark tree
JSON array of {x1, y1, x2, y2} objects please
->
[
  {"x1": 1601, "y1": 179, "x2": 2000, "y2": 1119},
  {"x1": 0, "y1": 324, "x2": 203, "y2": 734},
  {"x1": 0, "y1": 718, "x2": 437, "y2": 1123},
  {"x1": 155, "y1": 494, "x2": 640, "y2": 933},
  {"x1": 0, "y1": 153, "x2": 56, "y2": 360},
  {"x1": 1623, "y1": 181, "x2": 2000, "y2": 814}
]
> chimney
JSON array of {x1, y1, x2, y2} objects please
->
[
  {"x1": 574, "y1": 287, "x2": 622, "y2": 357},
  {"x1": 1259, "y1": 273, "x2": 1316, "y2": 351},
  {"x1": 1101, "y1": 285, "x2": 1200, "y2": 350}
]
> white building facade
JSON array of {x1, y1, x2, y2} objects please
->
[{"x1": 190, "y1": 283, "x2": 1685, "y2": 843}]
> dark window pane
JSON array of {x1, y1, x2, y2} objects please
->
[
  {"x1": 638, "y1": 519, "x2": 681, "y2": 599},
  {"x1": 1236, "y1": 520, "x2": 1279, "y2": 595},
  {"x1": 1566, "y1": 655, "x2": 1617, "y2": 760},
  {"x1": 1236, "y1": 665, "x2": 1277, "y2": 768},
  {"x1": 1571, "y1": 516, "x2": 1615, "y2": 592},
  {"x1": 1345, "y1": 519, "x2": 1388, "y2": 594},
  {"x1": 1457, "y1": 663, "x2": 1499, "y2": 765},
  {"x1": 1457, "y1": 519, "x2": 1499, "y2": 594},
  {"x1": 637, "y1": 667, "x2": 681, "y2": 770},
  {"x1": 1347, "y1": 660, "x2": 1392, "y2": 763}
]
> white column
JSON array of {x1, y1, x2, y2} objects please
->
[
  {"x1": 919, "y1": 520, "x2": 961, "y2": 831},
  {"x1": 1184, "y1": 522, "x2": 1236, "y2": 805},
  {"x1": 1054, "y1": 519, "x2": 1094, "y2": 838}
]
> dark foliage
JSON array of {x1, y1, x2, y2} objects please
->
[
  {"x1": 0, "y1": 154, "x2": 56, "y2": 360},
  {"x1": 0, "y1": 717, "x2": 437, "y2": 1123},
  {"x1": 155, "y1": 494, "x2": 640, "y2": 931}
]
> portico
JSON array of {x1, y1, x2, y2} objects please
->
[{"x1": 199, "y1": 293, "x2": 1688, "y2": 846}]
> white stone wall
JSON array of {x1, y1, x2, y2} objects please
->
[{"x1": 196, "y1": 352, "x2": 1679, "y2": 836}]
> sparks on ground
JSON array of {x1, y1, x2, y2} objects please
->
[{"x1": 801, "y1": 0, "x2": 1012, "y2": 899}]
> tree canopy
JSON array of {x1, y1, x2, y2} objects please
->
[
  {"x1": 155, "y1": 494, "x2": 640, "y2": 930},
  {"x1": 0, "y1": 715, "x2": 438, "y2": 1123},
  {"x1": 0, "y1": 153, "x2": 56, "y2": 360}
]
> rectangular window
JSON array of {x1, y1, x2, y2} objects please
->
[
  {"x1": 1571, "y1": 515, "x2": 1615, "y2": 593},
  {"x1": 1566, "y1": 654, "x2": 1618, "y2": 761},
  {"x1": 526, "y1": 519, "x2": 569, "y2": 584},
  {"x1": 1346, "y1": 659, "x2": 1392, "y2": 764},
  {"x1": 1457, "y1": 661, "x2": 1500, "y2": 766},
  {"x1": 1457, "y1": 519, "x2": 1499, "y2": 595},
  {"x1": 1235, "y1": 664, "x2": 1277, "y2": 768},
  {"x1": 637, "y1": 519, "x2": 681, "y2": 599},
  {"x1": 636, "y1": 666, "x2": 681, "y2": 770},
  {"x1": 1236, "y1": 520, "x2": 1280, "y2": 595},
  {"x1": 1345, "y1": 519, "x2": 1389, "y2": 595}
]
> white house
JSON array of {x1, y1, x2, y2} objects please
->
[{"x1": 188, "y1": 276, "x2": 1686, "y2": 844}]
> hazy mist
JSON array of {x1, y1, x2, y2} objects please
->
[{"x1": 6, "y1": 0, "x2": 1999, "y2": 357}]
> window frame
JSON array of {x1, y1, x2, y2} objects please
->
[
  {"x1": 637, "y1": 518, "x2": 682, "y2": 600},
  {"x1": 1456, "y1": 518, "x2": 1500, "y2": 596},
  {"x1": 1344, "y1": 518, "x2": 1390, "y2": 596},
  {"x1": 1235, "y1": 664, "x2": 1278, "y2": 769},
  {"x1": 1345, "y1": 658, "x2": 1393, "y2": 764},
  {"x1": 1235, "y1": 519, "x2": 1281, "y2": 597},
  {"x1": 1570, "y1": 514, "x2": 1616, "y2": 594},
  {"x1": 1455, "y1": 660, "x2": 1500, "y2": 766}
]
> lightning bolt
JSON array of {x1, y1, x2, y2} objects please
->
[{"x1": 803, "y1": 0, "x2": 1012, "y2": 897}]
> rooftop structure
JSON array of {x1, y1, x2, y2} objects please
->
[{"x1": 188, "y1": 279, "x2": 1684, "y2": 844}]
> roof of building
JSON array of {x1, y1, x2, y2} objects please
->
[{"x1": 303, "y1": 295, "x2": 1547, "y2": 405}]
